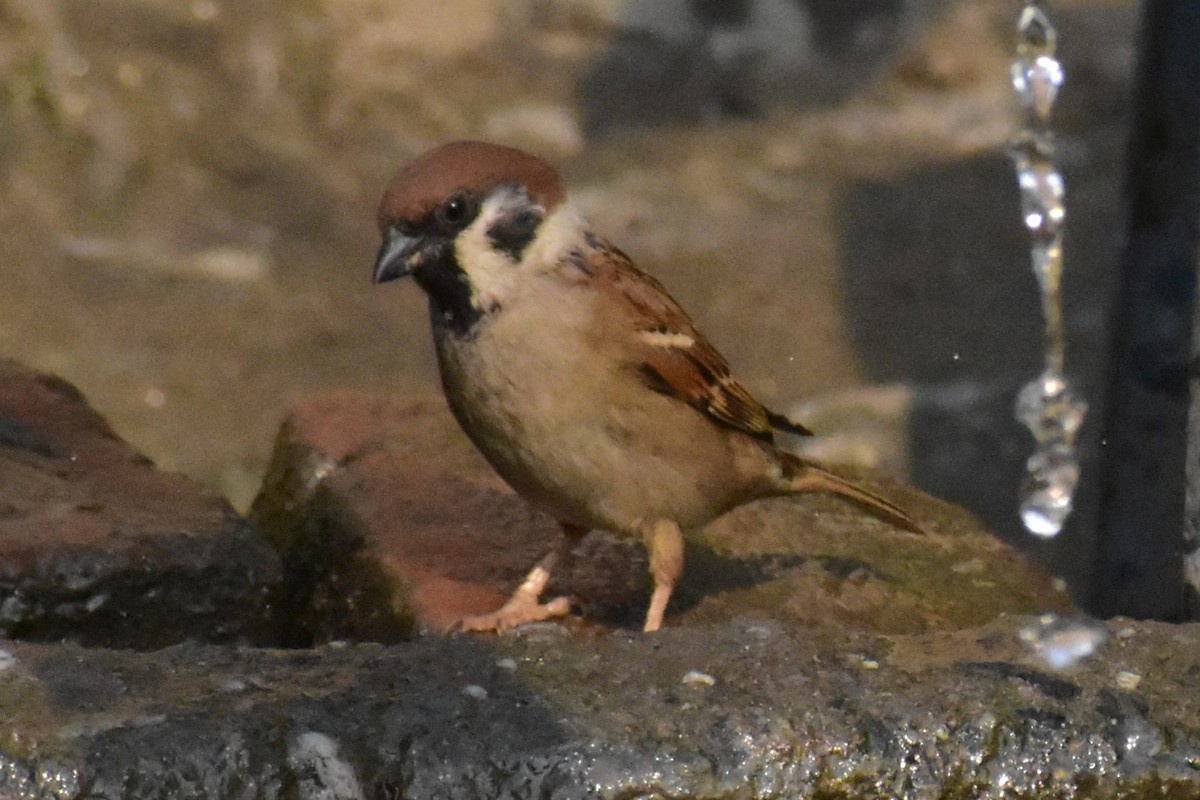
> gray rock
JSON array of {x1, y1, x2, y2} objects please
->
[{"x1": 0, "y1": 617, "x2": 1199, "y2": 798}]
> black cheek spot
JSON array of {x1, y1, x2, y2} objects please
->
[{"x1": 487, "y1": 209, "x2": 543, "y2": 261}]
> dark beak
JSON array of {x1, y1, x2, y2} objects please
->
[{"x1": 373, "y1": 227, "x2": 424, "y2": 284}]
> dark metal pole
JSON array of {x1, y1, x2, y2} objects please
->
[{"x1": 1094, "y1": 0, "x2": 1200, "y2": 619}]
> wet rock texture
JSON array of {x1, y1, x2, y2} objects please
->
[
  {"x1": 2, "y1": 619, "x2": 1200, "y2": 799},
  {"x1": 0, "y1": 359, "x2": 280, "y2": 648}
]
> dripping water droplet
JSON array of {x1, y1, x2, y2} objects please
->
[
  {"x1": 1011, "y1": 55, "x2": 1064, "y2": 123},
  {"x1": 1011, "y1": 140, "x2": 1066, "y2": 241},
  {"x1": 1016, "y1": 4, "x2": 1057, "y2": 60},
  {"x1": 1020, "y1": 443, "x2": 1080, "y2": 537}
]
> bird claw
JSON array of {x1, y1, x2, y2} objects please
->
[{"x1": 455, "y1": 593, "x2": 572, "y2": 633}]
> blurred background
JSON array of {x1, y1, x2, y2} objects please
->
[{"x1": 0, "y1": 0, "x2": 1136, "y2": 604}]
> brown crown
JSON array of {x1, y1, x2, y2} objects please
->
[{"x1": 377, "y1": 141, "x2": 566, "y2": 231}]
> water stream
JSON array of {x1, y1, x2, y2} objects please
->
[{"x1": 1009, "y1": 1, "x2": 1088, "y2": 538}]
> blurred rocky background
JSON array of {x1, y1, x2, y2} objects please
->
[{"x1": 0, "y1": 0, "x2": 1136, "y2": 607}]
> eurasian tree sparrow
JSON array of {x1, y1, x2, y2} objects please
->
[{"x1": 373, "y1": 141, "x2": 921, "y2": 633}]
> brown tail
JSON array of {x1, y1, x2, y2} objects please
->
[{"x1": 778, "y1": 452, "x2": 924, "y2": 534}]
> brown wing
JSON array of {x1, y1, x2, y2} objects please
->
[{"x1": 581, "y1": 240, "x2": 812, "y2": 442}]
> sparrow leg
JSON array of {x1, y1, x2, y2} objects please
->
[
  {"x1": 641, "y1": 518, "x2": 685, "y2": 632},
  {"x1": 457, "y1": 522, "x2": 587, "y2": 633}
]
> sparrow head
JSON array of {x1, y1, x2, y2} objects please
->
[{"x1": 373, "y1": 141, "x2": 572, "y2": 334}]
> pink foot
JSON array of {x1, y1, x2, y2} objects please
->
[{"x1": 455, "y1": 563, "x2": 572, "y2": 633}]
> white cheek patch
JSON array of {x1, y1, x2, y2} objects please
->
[
  {"x1": 455, "y1": 195, "x2": 588, "y2": 313},
  {"x1": 522, "y1": 203, "x2": 587, "y2": 270},
  {"x1": 455, "y1": 191, "x2": 531, "y2": 312}
]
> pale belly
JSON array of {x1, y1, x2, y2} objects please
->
[{"x1": 433, "y1": 312, "x2": 767, "y2": 535}]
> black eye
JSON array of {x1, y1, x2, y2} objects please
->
[{"x1": 439, "y1": 194, "x2": 474, "y2": 227}]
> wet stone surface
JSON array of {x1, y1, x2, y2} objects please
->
[
  {"x1": 1, "y1": 618, "x2": 1199, "y2": 799},
  {"x1": 0, "y1": 359, "x2": 280, "y2": 649}
]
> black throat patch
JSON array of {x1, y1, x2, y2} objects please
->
[{"x1": 413, "y1": 243, "x2": 483, "y2": 337}]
